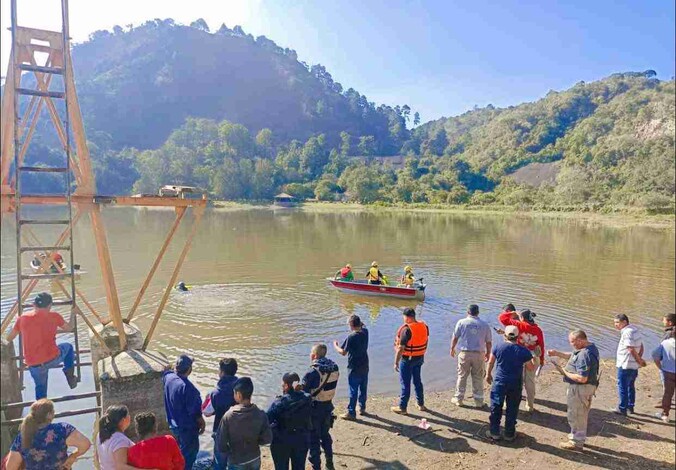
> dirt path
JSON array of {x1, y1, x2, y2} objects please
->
[{"x1": 254, "y1": 360, "x2": 674, "y2": 470}]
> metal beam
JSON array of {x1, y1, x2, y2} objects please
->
[
  {"x1": 127, "y1": 207, "x2": 186, "y2": 322},
  {"x1": 143, "y1": 206, "x2": 205, "y2": 350}
]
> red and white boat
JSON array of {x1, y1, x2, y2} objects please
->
[{"x1": 327, "y1": 278, "x2": 426, "y2": 301}]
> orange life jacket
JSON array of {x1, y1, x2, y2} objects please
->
[{"x1": 394, "y1": 321, "x2": 429, "y2": 357}]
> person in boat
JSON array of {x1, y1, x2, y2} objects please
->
[
  {"x1": 31, "y1": 252, "x2": 62, "y2": 273},
  {"x1": 365, "y1": 261, "x2": 385, "y2": 285},
  {"x1": 400, "y1": 266, "x2": 416, "y2": 288},
  {"x1": 335, "y1": 264, "x2": 354, "y2": 282},
  {"x1": 51, "y1": 252, "x2": 65, "y2": 270},
  {"x1": 175, "y1": 281, "x2": 189, "y2": 292}
]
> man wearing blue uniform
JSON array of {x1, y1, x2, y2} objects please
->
[
  {"x1": 485, "y1": 325, "x2": 536, "y2": 441},
  {"x1": 163, "y1": 355, "x2": 205, "y2": 469},
  {"x1": 203, "y1": 358, "x2": 239, "y2": 469},
  {"x1": 302, "y1": 344, "x2": 339, "y2": 470},
  {"x1": 267, "y1": 372, "x2": 313, "y2": 470}
]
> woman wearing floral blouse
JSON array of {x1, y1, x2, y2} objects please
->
[{"x1": 5, "y1": 399, "x2": 91, "y2": 470}]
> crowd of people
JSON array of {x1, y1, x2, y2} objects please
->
[{"x1": 3, "y1": 291, "x2": 675, "y2": 469}]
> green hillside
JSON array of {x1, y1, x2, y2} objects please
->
[
  {"x1": 71, "y1": 19, "x2": 411, "y2": 152},
  {"x1": 9, "y1": 17, "x2": 674, "y2": 210},
  {"x1": 129, "y1": 72, "x2": 674, "y2": 210}
]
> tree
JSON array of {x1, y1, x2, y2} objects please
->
[
  {"x1": 112, "y1": 25, "x2": 123, "y2": 35},
  {"x1": 314, "y1": 178, "x2": 340, "y2": 201},
  {"x1": 300, "y1": 134, "x2": 329, "y2": 179},
  {"x1": 358, "y1": 136, "x2": 376, "y2": 156},
  {"x1": 251, "y1": 159, "x2": 277, "y2": 199},
  {"x1": 422, "y1": 128, "x2": 447, "y2": 156},
  {"x1": 255, "y1": 128, "x2": 274, "y2": 158},
  {"x1": 190, "y1": 18, "x2": 210, "y2": 32},
  {"x1": 340, "y1": 132, "x2": 352, "y2": 156},
  {"x1": 232, "y1": 25, "x2": 246, "y2": 37},
  {"x1": 216, "y1": 23, "x2": 231, "y2": 35},
  {"x1": 88, "y1": 30, "x2": 111, "y2": 41},
  {"x1": 413, "y1": 112, "x2": 421, "y2": 126},
  {"x1": 401, "y1": 105, "x2": 411, "y2": 124},
  {"x1": 338, "y1": 164, "x2": 382, "y2": 203}
]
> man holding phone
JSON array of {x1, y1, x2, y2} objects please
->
[{"x1": 548, "y1": 329, "x2": 600, "y2": 451}]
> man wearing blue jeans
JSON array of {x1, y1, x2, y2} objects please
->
[
  {"x1": 6, "y1": 292, "x2": 78, "y2": 399},
  {"x1": 485, "y1": 325, "x2": 536, "y2": 441},
  {"x1": 334, "y1": 314, "x2": 369, "y2": 420},
  {"x1": 163, "y1": 355, "x2": 206, "y2": 470},
  {"x1": 613, "y1": 314, "x2": 646, "y2": 415},
  {"x1": 391, "y1": 308, "x2": 429, "y2": 414}
]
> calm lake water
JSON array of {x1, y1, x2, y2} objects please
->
[{"x1": 1, "y1": 207, "x2": 674, "y2": 459}]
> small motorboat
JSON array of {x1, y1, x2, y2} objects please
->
[
  {"x1": 30, "y1": 258, "x2": 83, "y2": 276},
  {"x1": 328, "y1": 277, "x2": 426, "y2": 301}
]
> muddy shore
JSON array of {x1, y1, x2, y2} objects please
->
[{"x1": 250, "y1": 360, "x2": 674, "y2": 470}]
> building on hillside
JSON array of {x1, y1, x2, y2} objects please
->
[
  {"x1": 349, "y1": 155, "x2": 406, "y2": 169},
  {"x1": 274, "y1": 193, "x2": 297, "y2": 208}
]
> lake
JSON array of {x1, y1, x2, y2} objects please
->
[{"x1": 1, "y1": 207, "x2": 674, "y2": 456}]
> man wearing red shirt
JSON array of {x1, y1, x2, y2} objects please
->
[
  {"x1": 5, "y1": 292, "x2": 77, "y2": 399},
  {"x1": 498, "y1": 304, "x2": 545, "y2": 412},
  {"x1": 128, "y1": 412, "x2": 184, "y2": 470}
]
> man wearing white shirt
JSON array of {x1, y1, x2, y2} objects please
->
[{"x1": 613, "y1": 314, "x2": 646, "y2": 416}]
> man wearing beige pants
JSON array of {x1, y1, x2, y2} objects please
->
[
  {"x1": 548, "y1": 330, "x2": 600, "y2": 450},
  {"x1": 498, "y1": 307, "x2": 545, "y2": 412},
  {"x1": 450, "y1": 304, "x2": 492, "y2": 407}
]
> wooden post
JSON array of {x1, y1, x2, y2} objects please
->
[
  {"x1": 127, "y1": 207, "x2": 186, "y2": 322},
  {"x1": 0, "y1": 52, "x2": 15, "y2": 187},
  {"x1": 143, "y1": 206, "x2": 205, "y2": 350},
  {"x1": 72, "y1": 305, "x2": 111, "y2": 355},
  {"x1": 89, "y1": 205, "x2": 126, "y2": 349}
]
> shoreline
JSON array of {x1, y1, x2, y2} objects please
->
[
  {"x1": 211, "y1": 200, "x2": 675, "y2": 230},
  {"x1": 248, "y1": 359, "x2": 674, "y2": 470}
]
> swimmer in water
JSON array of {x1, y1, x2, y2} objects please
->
[{"x1": 176, "y1": 281, "x2": 189, "y2": 292}]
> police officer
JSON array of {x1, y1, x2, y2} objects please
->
[
  {"x1": 162, "y1": 355, "x2": 205, "y2": 470},
  {"x1": 267, "y1": 372, "x2": 313, "y2": 470},
  {"x1": 302, "y1": 344, "x2": 339, "y2": 470}
]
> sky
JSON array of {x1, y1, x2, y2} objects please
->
[{"x1": 1, "y1": 0, "x2": 674, "y2": 122}]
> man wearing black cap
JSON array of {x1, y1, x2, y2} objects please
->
[
  {"x1": 5, "y1": 292, "x2": 77, "y2": 399},
  {"x1": 267, "y1": 372, "x2": 313, "y2": 470},
  {"x1": 163, "y1": 355, "x2": 205, "y2": 469}
]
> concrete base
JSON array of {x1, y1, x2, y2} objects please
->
[
  {"x1": 1, "y1": 339, "x2": 22, "y2": 455},
  {"x1": 98, "y1": 349, "x2": 170, "y2": 439},
  {"x1": 90, "y1": 322, "x2": 144, "y2": 380}
]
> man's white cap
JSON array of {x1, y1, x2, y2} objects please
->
[{"x1": 505, "y1": 325, "x2": 519, "y2": 339}]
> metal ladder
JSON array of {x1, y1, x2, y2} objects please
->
[
  {"x1": 1, "y1": 2, "x2": 103, "y2": 436},
  {"x1": 11, "y1": 0, "x2": 81, "y2": 389}
]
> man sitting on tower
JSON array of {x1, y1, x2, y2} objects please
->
[{"x1": 5, "y1": 292, "x2": 78, "y2": 399}]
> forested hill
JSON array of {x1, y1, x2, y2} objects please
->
[
  {"x1": 71, "y1": 19, "x2": 413, "y2": 152},
  {"x1": 9, "y1": 17, "x2": 674, "y2": 210},
  {"x1": 124, "y1": 72, "x2": 673, "y2": 210}
]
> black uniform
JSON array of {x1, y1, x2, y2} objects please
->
[{"x1": 266, "y1": 389, "x2": 313, "y2": 470}]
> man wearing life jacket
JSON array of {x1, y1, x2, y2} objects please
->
[
  {"x1": 51, "y1": 252, "x2": 65, "y2": 272},
  {"x1": 365, "y1": 261, "x2": 384, "y2": 285},
  {"x1": 335, "y1": 264, "x2": 354, "y2": 282},
  {"x1": 400, "y1": 266, "x2": 415, "y2": 287},
  {"x1": 302, "y1": 344, "x2": 339, "y2": 470},
  {"x1": 391, "y1": 308, "x2": 429, "y2": 414}
]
